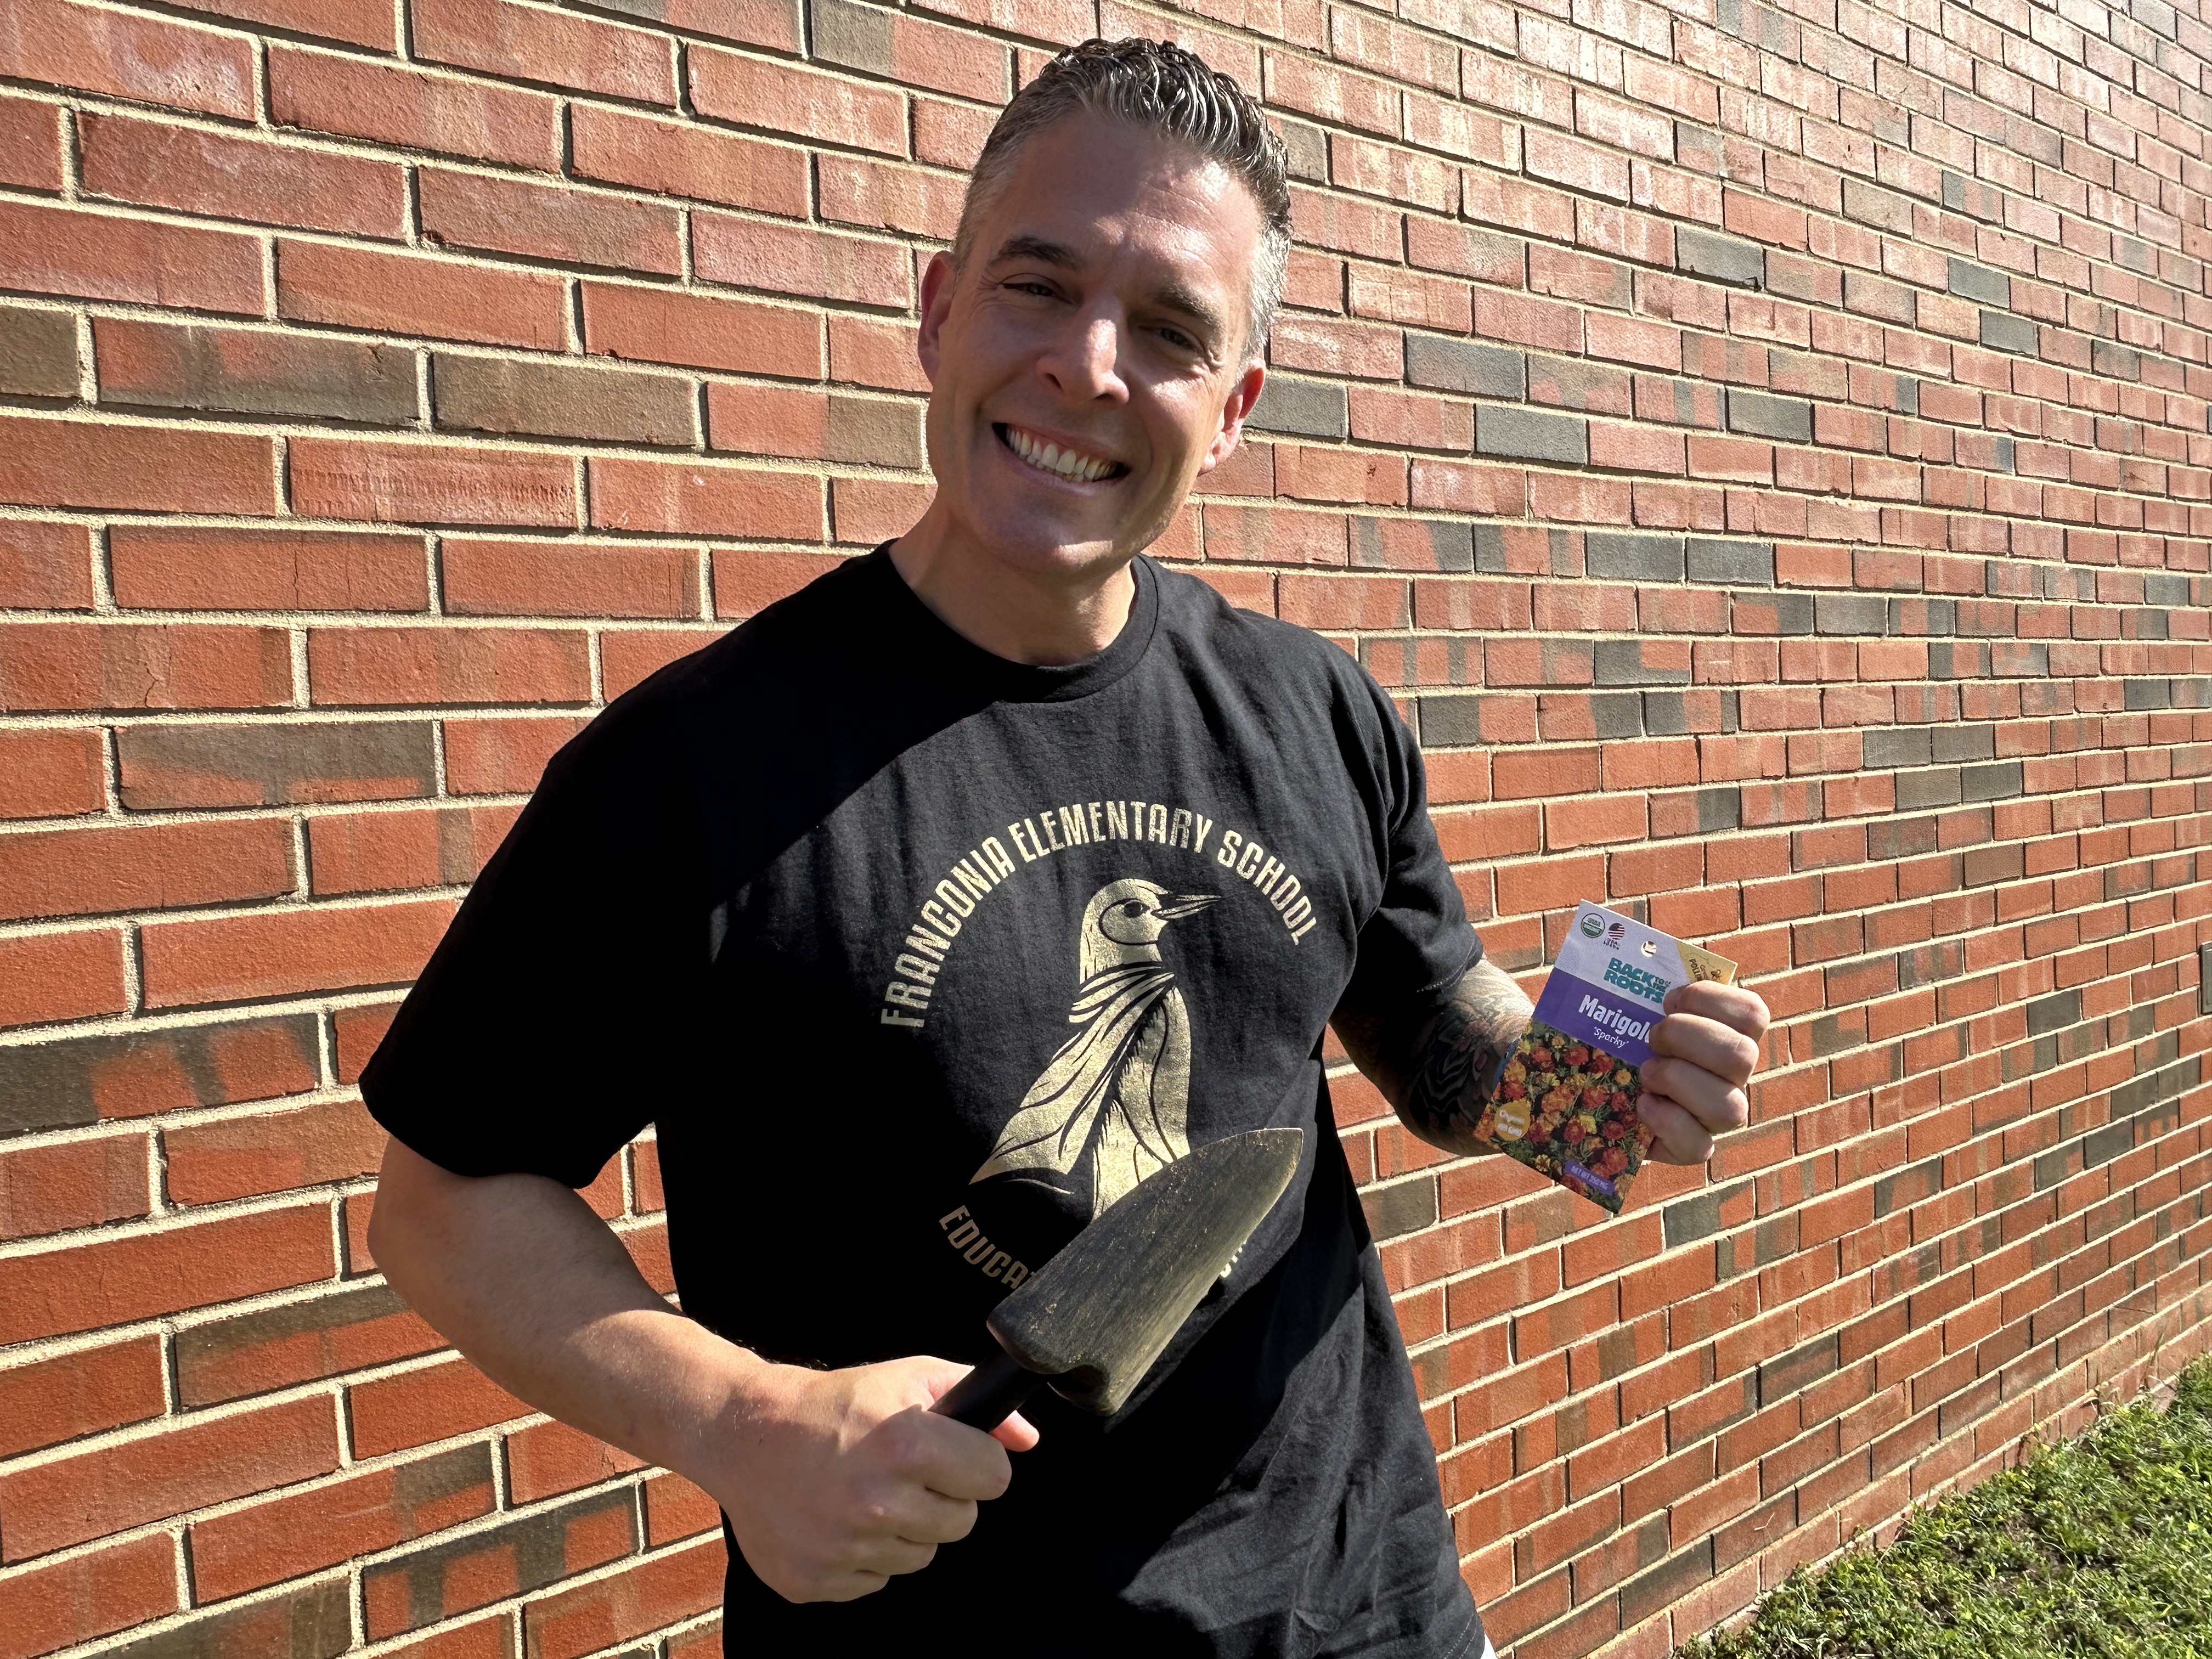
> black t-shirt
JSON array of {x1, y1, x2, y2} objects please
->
[{"x1": 363, "y1": 548, "x2": 1488, "y2": 1659}]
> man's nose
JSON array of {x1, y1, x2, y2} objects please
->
[{"x1": 1039, "y1": 311, "x2": 1128, "y2": 403}]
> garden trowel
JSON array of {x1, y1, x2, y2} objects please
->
[{"x1": 929, "y1": 1127, "x2": 1303, "y2": 1430}]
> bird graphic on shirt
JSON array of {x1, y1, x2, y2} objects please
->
[{"x1": 973, "y1": 877, "x2": 1218, "y2": 1218}]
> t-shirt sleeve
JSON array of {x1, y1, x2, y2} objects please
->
[
  {"x1": 360, "y1": 712, "x2": 707, "y2": 1189},
  {"x1": 1336, "y1": 673, "x2": 1483, "y2": 1014}
]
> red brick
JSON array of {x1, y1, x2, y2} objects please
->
[
  {"x1": 818, "y1": 154, "x2": 965, "y2": 240},
  {"x1": 441, "y1": 716, "x2": 585, "y2": 795},
  {"x1": 277, "y1": 240, "x2": 567, "y2": 351},
  {"x1": 581, "y1": 281, "x2": 823, "y2": 377},
  {"x1": 830, "y1": 475, "x2": 932, "y2": 545},
  {"x1": 269, "y1": 46, "x2": 562, "y2": 171},
  {"x1": 306, "y1": 802, "x2": 518, "y2": 894},
  {"x1": 710, "y1": 548, "x2": 844, "y2": 617},
  {"x1": 77, "y1": 111, "x2": 407, "y2": 238},
  {"x1": 0, "y1": 1202, "x2": 334, "y2": 1345},
  {"x1": 364, "y1": 1490, "x2": 633, "y2": 1638},
  {"x1": 351, "y1": 1356, "x2": 533, "y2": 1457},
  {"x1": 706, "y1": 383, "x2": 923, "y2": 467},
  {"x1": 333, "y1": 1001, "x2": 400, "y2": 1084},
  {"x1": 444, "y1": 539, "x2": 701, "y2": 619},
  {"x1": 0, "y1": 930, "x2": 127, "y2": 1030},
  {"x1": 0, "y1": 1394, "x2": 340, "y2": 1562},
  {"x1": 0, "y1": 1135, "x2": 149, "y2": 1240},
  {"x1": 378, "y1": 1615, "x2": 517, "y2": 1659},
  {"x1": 415, "y1": 0, "x2": 674, "y2": 102},
  {"x1": 600, "y1": 629, "x2": 723, "y2": 698},
  {"x1": 0, "y1": 622, "x2": 292, "y2": 712},
  {"x1": 0, "y1": 199, "x2": 261, "y2": 314},
  {"x1": 290, "y1": 438, "x2": 578, "y2": 528},
  {"x1": 431, "y1": 355, "x2": 694, "y2": 447},
  {"x1": 0, "y1": 728, "x2": 104, "y2": 820},
  {"x1": 118, "y1": 721, "x2": 437, "y2": 811},
  {"x1": 307, "y1": 626, "x2": 590, "y2": 706},
  {"x1": 110, "y1": 525, "x2": 427, "y2": 613},
  {"x1": 0, "y1": 1338, "x2": 165, "y2": 1460},
  {"x1": 523, "y1": 1537, "x2": 725, "y2": 1659},
  {"x1": 814, "y1": 0, "x2": 1004, "y2": 100},
  {"x1": 505, "y1": 1419, "x2": 647, "y2": 1504},
  {"x1": 165, "y1": 1098, "x2": 387, "y2": 1205},
  {"x1": 0, "y1": 1533, "x2": 176, "y2": 1659},
  {"x1": 94, "y1": 318, "x2": 419, "y2": 425},
  {"x1": 138, "y1": 897, "x2": 458, "y2": 1008},
  {"x1": 0, "y1": 818, "x2": 292, "y2": 923},
  {"x1": 0, "y1": 93, "x2": 65, "y2": 191},
  {"x1": 645, "y1": 1472, "x2": 721, "y2": 1545},
  {"x1": 170, "y1": 0, "x2": 394, "y2": 48},
  {"x1": 0, "y1": 416, "x2": 276, "y2": 515},
  {"x1": 692, "y1": 214, "x2": 913, "y2": 307},
  {"x1": 1, "y1": 1014, "x2": 321, "y2": 1138},
  {"x1": 0, "y1": 0, "x2": 253, "y2": 119},
  {"x1": 176, "y1": 1282, "x2": 440, "y2": 1406},
  {"x1": 0, "y1": 520, "x2": 92, "y2": 609},
  {"x1": 419, "y1": 167, "x2": 683, "y2": 276},
  {"x1": 589, "y1": 458, "x2": 824, "y2": 540},
  {"x1": 828, "y1": 314, "x2": 928, "y2": 392},
  {"x1": 190, "y1": 1445, "x2": 496, "y2": 1601},
  {"x1": 689, "y1": 50, "x2": 906, "y2": 155},
  {"x1": 570, "y1": 103, "x2": 808, "y2": 217}
]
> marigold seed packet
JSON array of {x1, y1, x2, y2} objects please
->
[{"x1": 1472, "y1": 901, "x2": 1739, "y2": 1215}]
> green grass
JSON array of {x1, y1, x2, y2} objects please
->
[{"x1": 1676, "y1": 1354, "x2": 2212, "y2": 1659}]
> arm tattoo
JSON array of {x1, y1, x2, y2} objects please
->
[{"x1": 1396, "y1": 960, "x2": 1533, "y2": 1158}]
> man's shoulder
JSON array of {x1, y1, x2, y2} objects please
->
[
  {"x1": 1150, "y1": 560, "x2": 1371, "y2": 687},
  {"x1": 611, "y1": 551, "x2": 884, "y2": 720}
]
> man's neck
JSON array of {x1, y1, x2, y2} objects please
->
[{"x1": 888, "y1": 516, "x2": 1138, "y2": 668}]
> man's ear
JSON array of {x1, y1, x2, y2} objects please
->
[
  {"x1": 1197, "y1": 361, "x2": 1267, "y2": 475},
  {"x1": 916, "y1": 251, "x2": 958, "y2": 388}
]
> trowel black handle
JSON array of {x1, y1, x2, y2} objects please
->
[{"x1": 930, "y1": 1350, "x2": 1042, "y2": 1430}]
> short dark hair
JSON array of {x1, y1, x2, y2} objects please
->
[{"x1": 951, "y1": 38, "x2": 1293, "y2": 363}]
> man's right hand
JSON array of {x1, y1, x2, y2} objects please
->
[
  {"x1": 368, "y1": 1143, "x2": 1039, "y2": 1608},
  {"x1": 704, "y1": 1355, "x2": 1041, "y2": 1604}
]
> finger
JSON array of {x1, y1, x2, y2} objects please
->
[
  {"x1": 1640, "y1": 1053, "x2": 1750, "y2": 1138},
  {"x1": 843, "y1": 1536, "x2": 938, "y2": 1580},
  {"x1": 873, "y1": 1406, "x2": 1014, "y2": 1504},
  {"x1": 866, "y1": 1487, "x2": 980, "y2": 1547},
  {"x1": 917, "y1": 1363, "x2": 1039, "y2": 1453},
  {"x1": 1661, "y1": 980, "x2": 1770, "y2": 1042},
  {"x1": 1635, "y1": 1091, "x2": 1714, "y2": 1165},
  {"x1": 1650, "y1": 1011, "x2": 1762, "y2": 1089}
]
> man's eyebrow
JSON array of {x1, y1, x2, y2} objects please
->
[
  {"x1": 988, "y1": 235, "x2": 1084, "y2": 270},
  {"x1": 1149, "y1": 281, "x2": 1227, "y2": 347},
  {"x1": 989, "y1": 235, "x2": 1228, "y2": 351}
]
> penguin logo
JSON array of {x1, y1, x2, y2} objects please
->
[{"x1": 972, "y1": 877, "x2": 1217, "y2": 1218}]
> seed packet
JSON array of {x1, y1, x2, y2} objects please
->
[{"x1": 1472, "y1": 901, "x2": 1739, "y2": 1214}]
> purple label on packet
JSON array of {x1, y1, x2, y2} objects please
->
[
  {"x1": 1533, "y1": 969, "x2": 1661, "y2": 1067},
  {"x1": 1561, "y1": 1160, "x2": 1616, "y2": 1198}
]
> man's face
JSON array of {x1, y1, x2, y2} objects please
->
[{"x1": 916, "y1": 112, "x2": 1267, "y2": 583}]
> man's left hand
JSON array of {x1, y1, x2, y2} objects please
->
[{"x1": 1638, "y1": 981, "x2": 1770, "y2": 1165}]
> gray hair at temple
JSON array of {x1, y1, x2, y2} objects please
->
[{"x1": 950, "y1": 38, "x2": 1294, "y2": 365}]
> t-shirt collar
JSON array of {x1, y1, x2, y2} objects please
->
[{"x1": 865, "y1": 542, "x2": 1161, "y2": 704}]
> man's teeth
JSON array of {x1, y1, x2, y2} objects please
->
[{"x1": 1006, "y1": 426, "x2": 1117, "y2": 482}]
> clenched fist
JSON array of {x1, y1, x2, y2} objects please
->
[{"x1": 701, "y1": 1354, "x2": 1040, "y2": 1603}]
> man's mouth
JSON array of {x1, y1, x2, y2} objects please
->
[{"x1": 995, "y1": 423, "x2": 1129, "y2": 484}]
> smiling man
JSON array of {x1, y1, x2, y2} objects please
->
[{"x1": 363, "y1": 40, "x2": 1767, "y2": 1659}]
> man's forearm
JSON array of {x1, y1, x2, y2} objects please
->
[
  {"x1": 1335, "y1": 957, "x2": 1533, "y2": 1159},
  {"x1": 368, "y1": 1138, "x2": 758, "y2": 1481}
]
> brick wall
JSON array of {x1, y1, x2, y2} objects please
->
[{"x1": 3, "y1": 0, "x2": 2211, "y2": 1650}]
